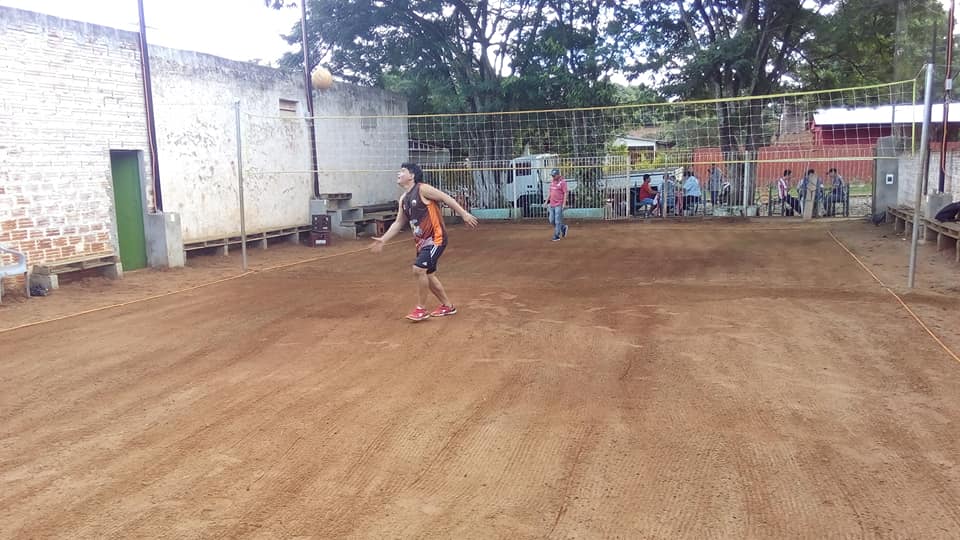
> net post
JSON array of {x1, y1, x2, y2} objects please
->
[{"x1": 234, "y1": 99, "x2": 248, "y2": 272}]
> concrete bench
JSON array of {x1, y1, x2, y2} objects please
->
[
  {"x1": 364, "y1": 211, "x2": 398, "y2": 236},
  {"x1": 331, "y1": 201, "x2": 402, "y2": 239},
  {"x1": 31, "y1": 253, "x2": 122, "y2": 290},
  {"x1": 0, "y1": 244, "x2": 29, "y2": 303},
  {"x1": 362, "y1": 201, "x2": 399, "y2": 214}
]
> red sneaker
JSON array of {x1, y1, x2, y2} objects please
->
[
  {"x1": 406, "y1": 306, "x2": 430, "y2": 322},
  {"x1": 430, "y1": 304, "x2": 457, "y2": 317}
]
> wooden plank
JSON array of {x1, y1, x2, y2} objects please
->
[
  {"x1": 185, "y1": 226, "x2": 314, "y2": 251},
  {"x1": 34, "y1": 253, "x2": 118, "y2": 274}
]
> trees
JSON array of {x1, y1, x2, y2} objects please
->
[
  {"x1": 799, "y1": 0, "x2": 952, "y2": 89},
  {"x1": 265, "y1": 0, "x2": 639, "y2": 160},
  {"x1": 622, "y1": 1, "x2": 833, "y2": 202},
  {"x1": 265, "y1": 0, "x2": 955, "y2": 168},
  {"x1": 628, "y1": 0, "x2": 831, "y2": 102},
  {"x1": 626, "y1": 0, "x2": 833, "y2": 162}
]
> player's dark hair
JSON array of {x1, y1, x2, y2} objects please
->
[{"x1": 402, "y1": 162, "x2": 424, "y2": 183}]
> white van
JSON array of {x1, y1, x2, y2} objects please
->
[{"x1": 506, "y1": 154, "x2": 575, "y2": 213}]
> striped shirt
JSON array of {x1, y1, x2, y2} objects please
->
[{"x1": 777, "y1": 177, "x2": 790, "y2": 199}]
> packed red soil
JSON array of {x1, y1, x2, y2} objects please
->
[{"x1": 1, "y1": 219, "x2": 958, "y2": 538}]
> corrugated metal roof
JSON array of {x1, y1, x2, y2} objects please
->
[
  {"x1": 612, "y1": 136, "x2": 657, "y2": 148},
  {"x1": 813, "y1": 104, "x2": 960, "y2": 126}
]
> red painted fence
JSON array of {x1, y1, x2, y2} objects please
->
[{"x1": 691, "y1": 145, "x2": 876, "y2": 184}]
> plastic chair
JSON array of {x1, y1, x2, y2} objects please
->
[{"x1": 0, "y1": 244, "x2": 29, "y2": 303}]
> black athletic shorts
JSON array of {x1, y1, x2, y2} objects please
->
[{"x1": 414, "y1": 244, "x2": 446, "y2": 274}]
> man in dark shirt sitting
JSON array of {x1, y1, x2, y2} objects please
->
[{"x1": 934, "y1": 201, "x2": 960, "y2": 222}]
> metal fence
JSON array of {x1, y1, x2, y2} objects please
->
[
  {"x1": 424, "y1": 156, "x2": 872, "y2": 221},
  {"x1": 423, "y1": 155, "x2": 634, "y2": 220}
]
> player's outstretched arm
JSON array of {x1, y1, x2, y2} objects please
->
[
  {"x1": 370, "y1": 198, "x2": 408, "y2": 253},
  {"x1": 419, "y1": 184, "x2": 478, "y2": 228}
]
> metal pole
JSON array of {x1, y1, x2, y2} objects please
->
[
  {"x1": 923, "y1": 18, "x2": 938, "y2": 195},
  {"x1": 938, "y1": 0, "x2": 955, "y2": 193},
  {"x1": 744, "y1": 156, "x2": 752, "y2": 216},
  {"x1": 137, "y1": 0, "x2": 163, "y2": 211},
  {"x1": 234, "y1": 100, "x2": 248, "y2": 272},
  {"x1": 511, "y1": 162, "x2": 518, "y2": 220},
  {"x1": 908, "y1": 64, "x2": 936, "y2": 288},
  {"x1": 301, "y1": 0, "x2": 321, "y2": 198},
  {"x1": 742, "y1": 154, "x2": 750, "y2": 214}
]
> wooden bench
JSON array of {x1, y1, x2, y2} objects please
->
[
  {"x1": 31, "y1": 253, "x2": 122, "y2": 290},
  {"x1": 923, "y1": 219, "x2": 960, "y2": 263},
  {"x1": 183, "y1": 226, "x2": 312, "y2": 254},
  {"x1": 887, "y1": 205, "x2": 960, "y2": 263},
  {"x1": 887, "y1": 205, "x2": 915, "y2": 234}
]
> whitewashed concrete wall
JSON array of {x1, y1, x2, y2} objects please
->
[
  {"x1": 898, "y1": 149, "x2": 960, "y2": 208},
  {"x1": 0, "y1": 6, "x2": 150, "y2": 266},
  {"x1": 313, "y1": 85, "x2": 409, "y2": 206},
  {"x1": 150, "y1": 49, "x2": 314, "y2": 241}
]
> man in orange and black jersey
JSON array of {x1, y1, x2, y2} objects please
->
[{"x1": 370, "y1": 162, "x2": 479, "y2": 321}]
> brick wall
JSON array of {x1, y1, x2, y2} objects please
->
[
  {"x1": 0, "y1": 5, "x2": 410, "y2": 266},
  {"x1": 0, "y1": 6, "x2": 151, "y2": 273}
]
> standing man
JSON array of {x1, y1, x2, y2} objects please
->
[
  {"x1": 708, "y1": 164, "x2": 723, "y2": 207},
  {"x1": 370, "y1": 162, "x2": 478, "y2": 322},
  {"x1": 682, "y1": 169, "x2": 702, "y2": 215},
  {"x1": 543, "y1": 168, "x2": 568, "y2": 241}
]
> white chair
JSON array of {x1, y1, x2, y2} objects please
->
[{"x1": 0, "y1": 244, "x2": 29, "y2": 303}]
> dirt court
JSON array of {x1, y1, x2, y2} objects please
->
[{"x1": 2, "y1": 219, "x2": 959, "y2": 538}]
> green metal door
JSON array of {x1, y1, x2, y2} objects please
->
[{"x1": 110, "y1": 152, "x2": 148, "y2": 271}]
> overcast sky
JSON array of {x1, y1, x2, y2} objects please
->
[
  {"x1": 0, "y1": 0, "x2": 300, "y2": 65},
  {"x1": 1, "y1": 0, "x2": 955, "y2": 75}
]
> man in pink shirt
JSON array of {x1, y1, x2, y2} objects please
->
[{"x1": 543, "y1": 168, "x2": 569, "y2": 241}]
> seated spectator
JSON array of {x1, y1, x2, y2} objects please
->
[
  {"x1": 648, "y1": 188, "x2": 663, "y2": 217},
  {"x1": 824, "y1": 168, "x2": 845, "y2": 216},
  {"x1": 934, "y1": 201, "x2": 960, "y2": 222},
  {"x1": 777, "y1": 169, "x2": 801, "y2": 215},
  {"x1": 637, "y1": 174, "x2": 656, "y2": 207},
  {"x1": 717, "y1": 180, "x2": 731, "y2": 206}
]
